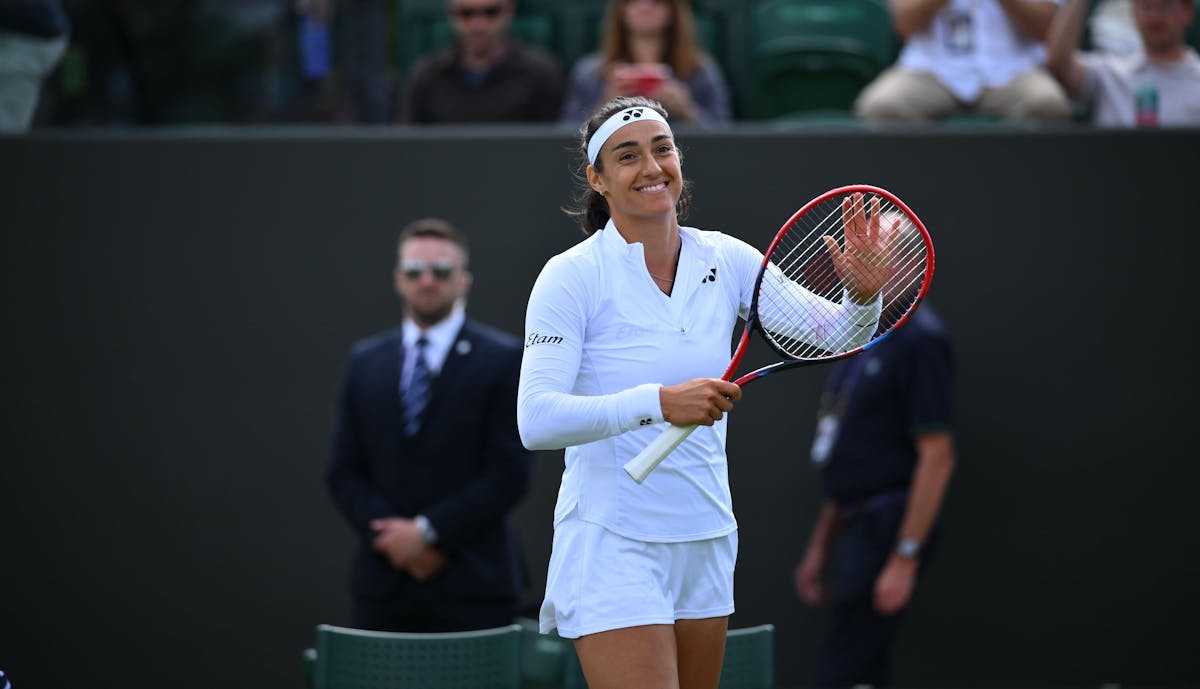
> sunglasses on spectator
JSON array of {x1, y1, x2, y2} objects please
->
[
  {"x1": 400, "y1": 260, "x2": 457, "y2": 281},
  {"x1": 450, "y1": 3, "x2": 505, "y2": 19}
]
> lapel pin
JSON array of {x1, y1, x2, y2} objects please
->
[{"x1": 455, "y1": 340, "x2": 472, "y2": 356}]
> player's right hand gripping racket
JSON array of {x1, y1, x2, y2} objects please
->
[{"x1": 624, "y1": 184, "x2": 935, "y2": 484}]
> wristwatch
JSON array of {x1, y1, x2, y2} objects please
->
[
  {"x1": 414, "y1": 515, "x2": 439, "y2": 544},
  {"x1": 895, "y1": 536, "x2": 920, "y2": 560}
]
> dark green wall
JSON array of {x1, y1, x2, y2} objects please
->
[{"x1": 1, "y1": 126, "x2": 1197, "y2": 689}]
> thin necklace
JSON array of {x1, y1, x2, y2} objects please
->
[{"x1": 649, "y1": 241, "x2": 681, "y2": 283}]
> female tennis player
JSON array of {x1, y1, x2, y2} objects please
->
[{"x1": 516, "y1": 96, "x2": 889, "y2": 689}]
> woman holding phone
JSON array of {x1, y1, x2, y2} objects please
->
[{"x1": 559, "y1": 0, "x2": 733, "y2": 125}]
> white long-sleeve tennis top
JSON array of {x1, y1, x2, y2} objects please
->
[{"x1": 517, "y1": 221, "x2": 880, "y2": 542}]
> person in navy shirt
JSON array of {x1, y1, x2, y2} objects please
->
[{"x1": 794, "y1": 303, "x2": 957, "y2": 689}]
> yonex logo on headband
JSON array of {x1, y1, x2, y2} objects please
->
[{"x1": 587, "y1": 106, "x2": 671, "y2": 165}]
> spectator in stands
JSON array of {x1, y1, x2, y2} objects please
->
[
  {"x1": 1046, "y1": 0, "x2": 1200, "y2": 126},
  {"x1": 855, "y1": 0, "x2": 1071, "y2": 123},
  {"x1": 297, "y1": 0, "x2": 392, "y2": 123},
  {"x1": 559, "y1": 0, "x2": 732, "y2": 125},
  {"x1": 401, "y1": 0, "x2": 564, "y2": 123},
  {"x1": 0, "y1": 0, "x2": 68, "y2": 131}
]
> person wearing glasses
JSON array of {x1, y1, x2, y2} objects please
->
[
  {"x1": 1046, "y1": 0, "x2": 1200, "y2": 126},
  {"x1": 401, "y1": 0, "x2": 564, "y2": 122},
  {"x1": 326, "y1": 217, "x2": 534, "y2": 632}
]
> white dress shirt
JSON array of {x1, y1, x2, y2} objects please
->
[{"x1": 401, "y1": 305, "x2": 466, "y2": 390}]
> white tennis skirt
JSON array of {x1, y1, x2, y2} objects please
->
[{"x1": 539, "y1": 511, "x2": 737, "y2": 638}]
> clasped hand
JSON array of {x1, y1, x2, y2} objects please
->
[{"x1": 370, "y1": 517, "x2": 446, "y2": 581}]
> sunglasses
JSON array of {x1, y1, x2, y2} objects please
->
[
  {"x1": 400, "y1": 259, "x2": 457, "y2": 281},
  {"x1": 450, "y1": 3, "x2": 504, "y2": 19}
]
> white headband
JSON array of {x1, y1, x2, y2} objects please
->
[{"x1": 586, "y1": 106, "x2": 671, "y2": 165}]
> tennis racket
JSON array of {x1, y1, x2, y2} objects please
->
[{"x1": 624, "y1": 184, "x2": 935, "y2": 484}]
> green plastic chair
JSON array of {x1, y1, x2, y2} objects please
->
[
  {"x1": 302, "y1": 647, "x2": 317, "y2": 688},
  {"x1": 748, "y1": 0, "x2": 896, "y2": 119},
  {"x1": 520, "y1": 0, "x2": 607, "y2": 70},
  {"x1": 311, "y1": 623, "x2": 523, "y2": 689},
  {"x1": 516, "y1": 617, "x2": 571, "y2": 689},
  {"x1": 718, "y1": 624, "x2": 775, "y2": 689},
  {"x1": 1192, "y1": 13, "x2": 1200, "y2": 53}
]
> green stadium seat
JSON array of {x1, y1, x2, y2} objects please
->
[
  {"x1": 694, "y1": 12, "x2": 721, "y2": 63},
  {"x1": 768, "y1": 109, "x2": 869, "y2": 128},
  {"x1": 1189, "y1": 7, "x2": 1200, "y2": 52},
  {"x1": 521, "y1": 0, "x2": 608, "y2": 71},
  {"x1": 693, "y1": 0, "x2": 754, "y2": 117},
  {"x1": 516, "y1": 617, "x2": 572, "y2": 689},
  {"x1": 310, "y1": 623, "x2": 524, "y2": 689},
  {"x1": 512, "y1": 622, "x2": 774, "y2": 689},
  {"x1": 747, "y1": 0, "x2": 896, "y2": 119},
  {"x1": 563, "y1": 642, "x2": 587, "y2": 689},
  {"x1": 301, "y1": 646, "x2": 316, "y2": 688},
  {"x1": 718, "y1": 624, "x2": 775, "y2": 689}
]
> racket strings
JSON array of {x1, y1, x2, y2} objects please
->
[{"x1": 756, "y1": 194, "x2": 929, "y2": 360}]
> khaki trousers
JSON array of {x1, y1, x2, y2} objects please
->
[{"x1": 854, "y1": 66, "x2": 1070, "y2": 123}]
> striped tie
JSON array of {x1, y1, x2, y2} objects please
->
[{"x1": 403, "y1": 337, "x2": 431, "y2": 436}]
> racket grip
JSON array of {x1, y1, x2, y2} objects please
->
[{"x1": 623, "y1": 423, "x2": 699, "y2": 484}]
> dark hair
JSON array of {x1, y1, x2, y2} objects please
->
[
  {"x1": 396, "y1": 217, "x2": 470, "y2": 267},
  {"x1": 600, "y1": 0, "x2": 704, "y2": 78},
  {"x1": 563, "y1": 96, "x2": 693, "y2": 236}
]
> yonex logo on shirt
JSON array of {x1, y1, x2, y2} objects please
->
[
  {"x1": 639, "y1": 418, "x2": 654, "y2": 426},
  {"x1": 526, "y1": 332, "x2": 564, "y2": 348},
  {"x1": 702, "y1": 268, "x2": 716, "y2": 283}
]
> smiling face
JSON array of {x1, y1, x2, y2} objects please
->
[{"x1": 586, "y1": 119, "x2": 681, "y2": 226}]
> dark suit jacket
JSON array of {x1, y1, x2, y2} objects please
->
[{"x1": 326, "y1": 318, "x2": 534, "y2": 601}]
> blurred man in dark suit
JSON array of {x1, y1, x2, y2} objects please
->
[{"x1": 327, "y1": 217, "x2": 534, "y2": 632}]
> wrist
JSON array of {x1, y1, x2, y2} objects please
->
[
  {"x1": 414, "y1": 514, "x2": 438, "y2": 544},
  {"x1": 894, "y1": 535, "x2": 921, "y2": 561}
]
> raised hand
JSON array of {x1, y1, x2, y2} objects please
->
[{"x1": 822, "y1": 193, "x2": 898, "y2": 305}]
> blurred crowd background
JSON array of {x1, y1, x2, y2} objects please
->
[{"x1": 5, "y1": 0, "x2": 1197, "y2": 129}]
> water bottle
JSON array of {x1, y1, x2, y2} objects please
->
[
  {"x1": 1134, "y1": 83, "x2": 1158, "y2": 127},
  {"x1": 299, "y1": 12, "x2": 332, "y2": 80}
]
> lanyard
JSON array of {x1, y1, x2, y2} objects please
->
[{"x1": 817, "y1": 354, "x2": 871, "y2": 419}]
